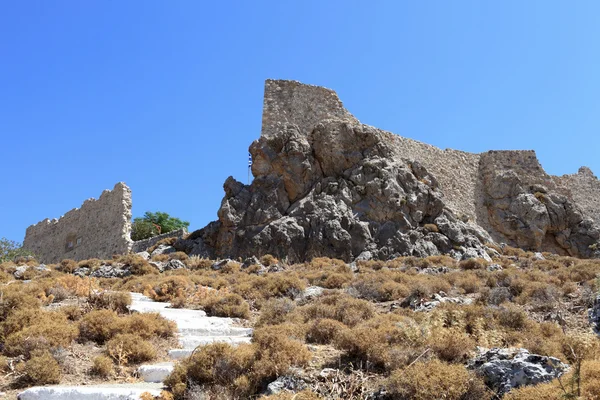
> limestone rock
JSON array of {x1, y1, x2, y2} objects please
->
[
  {"x1": 163, "y1": 259, "x2": 185, "y2": 271},
  {"x1": 183, "y1": 80, "x2": 600, "y2": 262},
  {"x1": 150, "y1": 245, "x2": 176, "y2": 257},
  {"x1": 90, "y1": 265, "x2": 131, "y2": 279},
  {"x1": 468, "y1": 347, "x2": 568, "y2": 394},
  {"x1": 13, "y1": 266, "x2": 28, "y2": 279}
]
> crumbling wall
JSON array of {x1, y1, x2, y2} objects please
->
[
  {"x1": 555, "y1": 167, "x2": 600, "y2": 225},
  {"x1": 131, "y1": 228, "x2": 188, "y2": 253},
  {"x1": 23, "y1": 182, "x2": 133, "y2": 263}
]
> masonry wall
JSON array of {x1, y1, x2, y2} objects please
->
[
  {"x1": 131, "y1": 228, "x2": 188, "y2": 253},
  {"x1": 23, "y1": 182, "x2": 133, "y2": 263}
]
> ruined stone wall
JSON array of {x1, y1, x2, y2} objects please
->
[
  {"x1": 387, "y1": 134, "x2": 481, "y2": 224},
  {"x1": 257, "y1": 79, "x2": 599, "y2": 239},
  {"x1": 555, "y1": 167, "x2": 600, "y2": 224},
  {"x1": 131, "y1": 228, "x2": 188, "y2": 253},
  {"x1": 23, "y1": 183, "x2": 133, "y2": 263}
]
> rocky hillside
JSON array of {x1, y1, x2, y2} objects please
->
[{"x1": 179, "y1": 80, "x2": 600, "y2": 262}]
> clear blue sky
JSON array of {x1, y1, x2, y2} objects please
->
[{"x1": 2, "y1": 1, "x2": 600, "y2": 243}]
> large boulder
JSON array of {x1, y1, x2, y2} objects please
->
[
  {"x1": 468, "y1": 347, "x2": 568, "y2": 395},
  {"x1": 183, "y1": 80, "x2": 600, "y2": 262}
]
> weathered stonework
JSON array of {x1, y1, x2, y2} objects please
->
[
  {"x1": 131, "y1": 228, "x2": 188, "y2": 253},
  {"x1": 23, "y1": 183, "x2": 133, "y2": 263},
  {"x1": 181, "y1": 79, "x2": 600, "y2": 261}
]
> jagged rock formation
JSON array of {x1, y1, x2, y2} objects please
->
[{"x1": 179, "y1": 80, "x2": 600, "y2": 262}]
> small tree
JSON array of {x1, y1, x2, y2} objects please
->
[
  {"x1": 0, "y1": 237, "x2": 34, "y2": 263},
  {"x1": 131, "y1": 212, "x2": 190, "y2": 241}
]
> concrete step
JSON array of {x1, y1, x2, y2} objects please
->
[
  {"x1": 138, "y1": 362, "x2": 174, "y2": 383},
  {"x1": 178, "y1": 326, "x2": 253, "y2": 337},
  {"x1": 18, "y1": 383, "x2": 163, "y2": 400},
  {"x1": 179, "y1": 335, "x2": 252, "y2": 349}
]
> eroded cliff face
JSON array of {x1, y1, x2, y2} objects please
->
[{"x1": 180, "y1": 80, "x2": 600, "y2": 262}]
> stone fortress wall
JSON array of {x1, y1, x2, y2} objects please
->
[
  {"x1": 23, "y1": 183, "x2": 134, "y2": 263},
  {"x1": 263, "y1": 80, "x2": 600, "y2": 233}
]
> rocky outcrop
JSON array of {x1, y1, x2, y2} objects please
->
[
  {"x1": 468, "y1": 348, "x2": 568, "y2": 395},
  {"x1": 180, "y1": 79, "x2": 600, "y2": 262}
]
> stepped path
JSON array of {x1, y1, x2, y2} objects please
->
[{"x1": 18, "y1": 292, "x2": 253, "y2": 400}]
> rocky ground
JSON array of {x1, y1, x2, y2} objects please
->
[{"x1": 2, "y1": 240, "x2": 600, "y2": 399}]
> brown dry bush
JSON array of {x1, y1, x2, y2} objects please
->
[
  {"x1": 423, "y1": 223, "x2": 439, "y2": 233},
  {"x1": 4, "y1": 310, "x2": 79, "y2": 357},
  {"x1": 299, "y1": 293, "x2": 375, "y2": 327},
  {"x1": 424, "y1": 255, "x2": 457, "y2": 267},
  {"x1": 232, "y1": 273, "x2": 306, "y2": 304},
  {"x1": 454, "y1": 272, "x2": 483, "y2": 294},
  {"x1": 23, "y1": 350, "x2": 62, "y2": 385},
  {"x1": 458, "y1": 258, "x2": 489, "y2": 270},
  {"x1": 427, "y1": 328, "x2": 475, "y2": 362},
  {"x1": 165, "y1": 328, "x2": 310, "y2": 398},
  {"x1": 90, "y1": 355, "x2": 114, "y2": 377},
  {"x1": 184, "y1": 256, "x2": 212, "y2": 270},
  {"x1": 256, "y1": 298, "x2": 298, "y2": 327},
  {"x1": 116, "y1": 254, "x2": 157, "y2": 275},
  {"x1": 147, "y1": 275, "x2": 195, "y2": 302},
  {"x1": 387, "y1": 360, "x2": 490, "y2": 400},
  {"x1": 306, "y1": 318, "x2": 346, "y2": 344},
  {"x1": 259, "y1": 390, "x2": 323, "y2": 400},
  {"x1": 260, "y1": 254, "x2": 279, "y2": 266},
  {"x1": 146, "y1": 237, "x2": 177, "y2": 254},
  {"x1": 169, "y1": 251, "x2": 189, "y2": 261},
  {"x1": 200, "y1": 292, "x2": 250, "y2": 319},
  {"x1": 122, "y1": 312, "x2": 176, "y2": 339},
  {"x1": 57, "y1": 259, "x2": 78, "y2": 273},
  {"x1": 496, "y1": 304, "x2": 528, "y2": 331},
  {"x1": 106, "y1": 333, "x2": 156, "y2": 365},
  {"x1": 78, "y1": 309, "x2": 123, "y2": 344},
  {"x1": 335, "y1": 314, "x2": 428, "y2": 370},
  {"x1": 349, "y1": 273, "x2": 408, "y2": 301},
  {"x1": 88, "y1": 291, "x2": 132, "y2": 314},
  {"x1": 77, "y1": 258, "x2": 103, "y2": 269},
  {"x1": 152, "y1": 254, "x2": 170, "y2": 262}
]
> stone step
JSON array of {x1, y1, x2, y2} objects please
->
[
  {"x1": 179, "y1": 334, "x2": 252, "y2": 349},
  {"x1": 178, "y1": 326, "x2": 253, "y2": 337},
  {"x1": 138, "y1": 362, "x2": 174, "y2": 383},
  {"x1": 18, "y1": 383, "x2": 163, "y2": 400}
]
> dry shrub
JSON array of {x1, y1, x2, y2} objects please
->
[
  {"x1": 166, "y1": 328, "x2": 310, "y2": 398},
  {"x1": 57, "y1": 259, "x2": 78, "y2": 273},
  {"x1": 147, "y1": 237, "x2": 178, "y2": 254},
  {"x1": 152, "y1": 254, "x2": 170, "y2": 262},
  {"x1": 427, "y1": 328, "x2": 475, "y2": 362},
  {"x1": 257, "y1": 298, "x2": 297, "y2": 327},
  {"x1": 106, "y1": 333, "x2": 156, "y2": 365},
  {"x1": 259, "y1": 390, "x2": 323, "y2": 400},
  {"x1": 78, "y1": 258, "x2": 103, "y2": 269},
  {"x1": 300, "y1": 293, "x2": 375, "y2": 327},
  {"x1": 387, "y1": 360, "x2": 490, "y2": 400},
  {"x1": 23, "y1": 350, "x2": 61, "y2": 384},
  {"x1": 335, "y1": 315, "x2": 428, "y2": 370},
  {"x1": 4, "y1": 311, "x2": 78, "y2": 357},
  {"x1": 260, "y1": 254, "x2": 279, "y2": 266},
  {"x1": 147, "y1": 275, "x2": 194, "y2": 302},
  {"x1": 504, "y1": 382, "x2": 562, "y2": 400},
  {"x1": 459, "y1": 258, "x2": 489, "y2": 270},
  {"x1": 185, "y1": 256, "x2": 212, "y2": 270},
  {"x1": 123, "y1": 312, "x2": 176, "y2": 339},
  {"x1": 169, "y1": 251, "x2": 189, "y2": 261},
  {"x1": 88, "y1": 291, "x2": 132, "y2": 314},
  {"x1": 349, "y1": 273, "x2": 408, "y2": 301},
  {"x1": 116, "y1": 254, "x2": 157, "y2": 275},
  {"x1": 200, "y1": 292, "x2": 250, "y2": 319},
  {"x1": 497, "y1": 304, "x2": 528, "y2": 331},
  {"x1": 569, "y1": 261, "x2": 600, "y2": 283},
  {"x1": 455, "y1": 272, "x2": 483, "y2": 294},
  {"x1": 502, "y1": 245, "x2": 527, "y2": 257},
  {"x1": 233, "y1": 273, "x2": 306, "y2": 303},
  {"x1": 424, "y1": 255, "x2": 457, "y2": 267},
  {"x1": 307, "y1": 318, "x2": 345, "y2": 344},
  {"x1": 78, "y1": 309, "x2": 123, "y2": 343},
  {"x1": 90, "y1": 355, "x2": 114, "y2": 377}
]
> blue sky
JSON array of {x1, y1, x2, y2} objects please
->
[{"x1": 2, "y1": 1, "x2": 600, "y2": 243}]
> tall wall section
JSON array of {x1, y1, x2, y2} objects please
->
[{"x1": 23, "y1": 182, "x2": 133, "y2": 263}]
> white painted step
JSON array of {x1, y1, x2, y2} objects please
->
[
  {"x1": 18, "y1": 383, "x2": 163, "y2": 400},
  {"x1": 178, "y1": 326, "x2": 253, "y2": 337},
  {"x1": 137, "y1": 362, "x2": 174, "y2": 383},
  {"x1": 179, "y1": 334, "x2": 252, "y2": 349}
]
